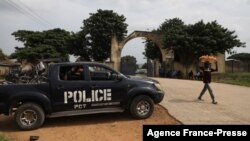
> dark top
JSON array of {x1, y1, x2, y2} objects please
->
[{"x1": 200, "y1": 63, "x2": 218, "y2": 83}]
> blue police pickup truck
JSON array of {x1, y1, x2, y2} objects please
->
[{"x1": 0, "y1": 62, "x2": 164, "y2": 130}]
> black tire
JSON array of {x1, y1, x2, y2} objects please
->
[
  {"x1": 130, "y1": 95, "x2": 154, "y2": 119},
  {"x1": 14, "y1": 103, "x2": 45, "y2": 130}
]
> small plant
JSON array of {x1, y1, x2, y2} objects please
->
[{"x1": 0, "y1": 135, "x2": 8, "y2": 141}]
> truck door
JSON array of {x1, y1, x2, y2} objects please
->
[
  {"x1": 86, "y1": 64, "x2": 127, "y2": 109},
  {"x1": 51, "y1": 64, "x2": 90, "y2": 112}
]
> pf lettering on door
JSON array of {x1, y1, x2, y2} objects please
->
[{"x1": 64, "y1": 89, "x2": 112, "y2": 104}]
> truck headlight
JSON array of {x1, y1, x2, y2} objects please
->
[{"x1": 154, "y1": 83, "x2": 163, "y2": 91}]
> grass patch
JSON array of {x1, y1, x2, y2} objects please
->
[
  {"x1": 212, "y1": 73, "x2": 250, "y2": 87},
  {"x1": 0, "y1": 135, "x2": 8, "y2": 141}
]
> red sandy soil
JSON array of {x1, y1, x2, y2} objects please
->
[{"x1": 0, "y1": 105, "x2": 181, "y2": 141}]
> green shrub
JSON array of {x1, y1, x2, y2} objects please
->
[{"x1": 213, "y1": 73, "x2": 250, "y2": 87}]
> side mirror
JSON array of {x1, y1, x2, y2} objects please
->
[
  {"x1": 110, "y1": 73, "x2": 123, "y2": 81},
  {"x1": 117, "y1": 74, "x2": 123, "y2": 81}
]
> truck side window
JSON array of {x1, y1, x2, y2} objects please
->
[
  {"x1": 88, "y1": 65, "x2": 117, "y2": 81},
  {"x1": 60, "y1": 66, "x2": 85, "y2": 81}
]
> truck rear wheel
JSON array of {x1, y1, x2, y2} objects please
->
[
  {"x1": 14, "y1": 103, "x2": 45, "y2": 130},
  {"x1": 130, "y1": 95, "x2": 154, "y2": 119}
]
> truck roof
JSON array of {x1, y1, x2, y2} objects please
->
[
  {"x1": 49, "y1": 62, "x2": 118, "y2": 73},
  {"x1": 50, "y1": 62, "x2": 109, "y2": 66}
]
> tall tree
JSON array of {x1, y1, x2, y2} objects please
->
[
  {"x1": 228, "y1": 53, "x2": 250, "y2": 61},
  {"x1": 162, "y1": 18, "x2": 196, "y2": 74},
  {"x1": 77, "y1": 9, "x2": 128, "y2": 61},
  {"x1": 67, "y1": 31, "x2": 90, "y2": 61},
  {"x1": 189, "y1": 20, "x2": 245, "y2": 56},
  {"x1": 163, "y1": 19, "x2": 245, "y2": 74},
  {"x1": 143, "y1": 18, "x2": 184, "y2": 62},
  {"x1": 157, "y1": 18, "x2": 185, "y2": 33},
  {"x1": 10, "y1": 45, "x2": 60, "y2": 62},
  {"x1": 143, "y1": 40, "x2": 162, "y2": 62},
  {"x1": 10, "y1": 28, "x2": 71, "y2": 62}
]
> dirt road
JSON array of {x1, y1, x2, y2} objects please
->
[
  {"x1": 2, "y1": 77, "x2": 249, "y2": 140},
  {"x1": 155, "y1": 78, "x2": 250, "y2": 124},
  {"x1": 0, "y1": 105, "x2": 180, "y2": 141}
]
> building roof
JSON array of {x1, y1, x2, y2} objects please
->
[{"x1": 0, "y1": 60, "x2": 20, "y2": 67}]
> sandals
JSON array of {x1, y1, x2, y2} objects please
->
[{"x1": 212, "y1": 101, "x2": 218, "y2": 104}]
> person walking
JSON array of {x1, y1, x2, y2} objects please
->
[{"x1": 198, "y1": 61, "x2": 218, "y2": 104}]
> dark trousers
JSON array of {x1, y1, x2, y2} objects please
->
[{"x1": 199, "y1": 83, "x2": 215, "y2": 101}]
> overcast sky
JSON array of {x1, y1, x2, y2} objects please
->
[{"x1": 0, "y1": 0, "x2": 250, "y2": 64}]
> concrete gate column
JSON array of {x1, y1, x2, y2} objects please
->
[
  {"x1": 154, "y1": 59, "x2": 160, "y2": 77},
  {"x1": 111, "y1": 36, "x2": 121, "y2": 71}
]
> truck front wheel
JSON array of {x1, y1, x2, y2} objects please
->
[
  {"x1": 130, "y1": 95, "x2": 154, "y2": 119},
  {"x1": 14, "y1": 103, "x2": 45, "y2": 130}
]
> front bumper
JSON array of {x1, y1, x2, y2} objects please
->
[{"x1": 154, "y1": 91, "x2": 165, "y2": 104}]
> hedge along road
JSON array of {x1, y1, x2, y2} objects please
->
[{"x1": 154, "y1": 78, "x2": 250, "y2": 124}]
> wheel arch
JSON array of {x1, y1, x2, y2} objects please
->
[
  {"x1": 7, "y1": 92, "x2": 52, "y2": 115},
  {"x1": 125, "y1": 87, "x2": 156, "y2": 109}
]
